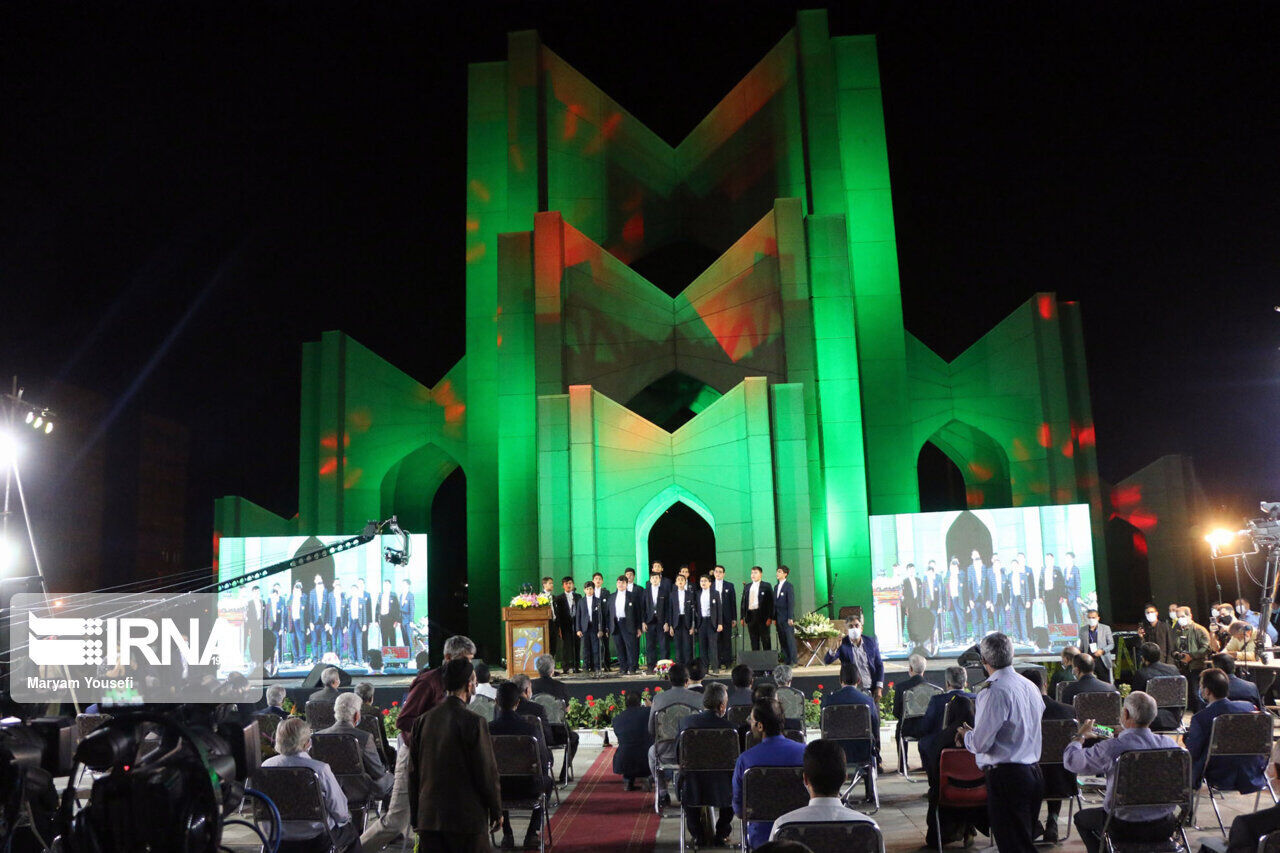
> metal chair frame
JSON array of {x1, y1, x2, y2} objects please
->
[
  {"x1": 819, "y1": 703, "x2": 878, "y2": 813},
  {"x1": 251, "y1": 765, "x2": 342, "y2": 853},
  {"x1": 1100, "y1": 748, "x2": 1192, "y2": 853},
  {"x1": 468, "y1": 694, "x2": 496, "y2": 722},
  {"x1": 532, "y1": 694, "x2": 575, "y2": 786},
  {"x1": 935, "y1": 748, "x2": 988, "y2": 853},
  {"x1": 490, "y1": 734, "x2": 553, "y2": 853},
  {"x1": 774, "y1": 819, "x2": 885, "y2": 853},
  {"x1": 653, "y1": 703, "x2": 699, "y2": 815},
  {"x1": 309, "y1": 732, "x2": 373, "y2": 831},
  {"x1": 1145, "y1": 676, "x2": 1189, "y2": 735},
  {"x1": 1037, "y1": 718, "x2": 1084, "y2": 843},
  {"x1": 1073, "y1": 691, "x2": 1123, "y2": 728},
  {"x1": 898, "y1": 682, "x2": 943, "y2": 781},
  {"x1": 675, "y1": 728, "x2": 739, "y2": 853},
  {"x1": 740, "y1": 766, "x2": 809, "y2": 852},
  {"x1": 1194, "y1": 712, "x2": 1277, "y2": 836}
]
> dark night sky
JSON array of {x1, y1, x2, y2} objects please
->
[{"x1": 3, "y1": 1, "x2": 1279, "y2": 586}]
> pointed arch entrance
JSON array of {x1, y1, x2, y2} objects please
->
[
  {"x1": 920, "y1": 420, "x2": 1012, "y2": 510},
  {"x1": 634, "y1": 485, "x2": 717, "y2": 579}
]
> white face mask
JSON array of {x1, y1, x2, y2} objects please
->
[
  {"x1": 1178, "y1": 616, "x2": 1190, "y2": 627},
  {"x1": 848, "y1": 628, "x2": 861, "y2": 640},
  {"x1": 1145, "y1": 612, "x2": 1158, "y2": 624},
  {"x1": 1088, "y1": 618, "x2": 1099, "y2": 628},
  {"x1": 1169, "y1": 612, "x2": 1178, "y2": 621}
]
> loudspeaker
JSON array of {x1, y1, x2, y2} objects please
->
[
  {"x1": 299, "y1": 664, "x2": 352, "y2": 689},
  {"x1": 738, "y1": 650, "x2": 780, "y2": 675}
]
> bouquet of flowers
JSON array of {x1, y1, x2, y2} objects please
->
[
  {"x1": 509, "y1": 592, "x2": 552, "y2": 608},
  {"x1": 794, "y1": 611, "x2": 840, "y2": 639},
  {"x1": 653, "y1": 659, "x2": 674, "y2": 676}
]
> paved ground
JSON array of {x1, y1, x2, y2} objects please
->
[{"x1": 206, "y1": 722, "x2": 1271, "y2": 851}]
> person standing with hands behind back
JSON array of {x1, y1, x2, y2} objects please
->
[{"x1": 955, "y1": 632, "x2": 1044, "y2": 853}]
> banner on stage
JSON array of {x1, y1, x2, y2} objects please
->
[{"x1": 869, "y1": 503, "x2": 1097, "y2": 658}]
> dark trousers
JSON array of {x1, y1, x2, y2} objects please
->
[
  {"x1": 745, "y1": 618, "x2": 771, "y2": 650},
  {"x1": 1008, "y1": 596, "x2": 1025, "y2": 639},
  {"x1": 614, "y1": 628, "x2": 638, "y2": 673},
  {"x1": 672, "y1": 625, "x2": 693, "y2": 665},
  {"x1": 776, "y1": 621, "x2": 796, "y2": 664},
  {"x1": 600, "y1": 631, "x2": 614, "y2": 670},
  {"x1": 697, "y1": 621, "x2": 719, "y2": 670},
  {"x1": 291, "y1": 625, "x2": 307, "y2": 661},
  {"x1": 950, "y1": 602, "x2": 967, "y2": 642},
  {"x1": 717, "y1": 622, "x2": 734, "y2": 665},
  {"x1": 644, "y1": 623, "x2": 668, "y2": 669},
  {"x1": 558, "y1": 624, "x2": 579, "y2": 670},
  {"x1": 985, "y1": 763, "x2": 1044, "y2": 853},
  {"x1": 682, "y1": 805, "x2": 733, "y2": 843},
  {"x1": 1074, "y1": 807, "x2": 1177, "y2": 853},
  {"x1": 580, "y1": 631, "x2": 602, "y2": 672},
  {"x1": 330, "y1": 820, "x2": 361, "y2": 853}
]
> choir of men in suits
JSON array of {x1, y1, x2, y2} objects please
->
[
  {"x1": 574, "y1": 581, "x2": 604, "y2": 674},
  {"x1": 712, "y1": 565, "x2": 736, "y2": 668},
  {"x1": 739, "y1": 566, "x2": 773, "y2": 650},
  {"x1": 774, "y1": 566, "x2": 797, "y2": 665},
  {"x1": 606, "y1": 574, "x2": 643, "y2": 674},
  {"x1": 554, "y1": 576, "x2": 582, "y2": 673}
]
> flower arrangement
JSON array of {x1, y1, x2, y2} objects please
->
[
  {"x1": 509, "y1": 592, "x2": 552, "y2": 608},
  {"x1": 794, "y1": 611, "x2": 840, "y2": 639},
  {"x1": 282, "y1": 697, "x2": 298, "y2": 716},
  {"x1": 653, "y1": 659, "x2": 674, "y2": 676},
  {"x1": 382, "y1": 700, "x2": 401, "y2": 739}
]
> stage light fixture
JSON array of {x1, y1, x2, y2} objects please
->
[
  {"x1": 1206, "y1": 528, "x2": 1236, "y2": 550},
  {"x1": 31, "y1": 416, "x2": 42, "y2": 429},
  {"x1": 44, "y1": 421, "x2": 52, "y2": 434},
  {"x1": 24, "y1": 411, "x2": 33, "y2": 425}
]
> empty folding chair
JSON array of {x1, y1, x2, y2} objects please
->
[
  {"x1": 532, "y1": 694, "x2": 574, "y2": 785},
  {"x1": 777, "y1": 687, "x2": 807, "y2": 722},
  {"x1": 1145, "y1": 676, "x2": 1188, "y2": 735},
  {"x1": 304, "y1": 700, "x2": 336, "y2": 731},
  {"x1": 468, "y1": 694, "x2": 496, "y2": 722}
]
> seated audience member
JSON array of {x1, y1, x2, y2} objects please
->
[
  {"x1": 1236, "y1": 598, "x2": 1279, "y2": 643},
  {"x1": 894, "y1": 654, "x2": 930, "y2": 757},
  {"x1": 489, "y1": 681, "x2": 554, "y2": 849},
  {"x1": 728, "y1": 664, "x2": 754, "y2": 706},
  {"x1": 773, "y1": 664, "x2": 795, "y2": 689},
  {"x1": 1132, "y1": 642, "x2": 1183, "y2": 730},
  {"x1": 262, "y1": 717, "x2": 360, "y2": 852},
  {"x1": 1224, "y1": 620, "x2": 1259, "y2": 661},
  {"x1": 1060, "y1": 653, "x2": 1118, "y2": 706},
  {"x1": 1049, "y1": 646, "x2": 1080, "y2": 695},
  {"x1": 732, "y1": 699, "x2": 806, "y2": 850},
  {"x1": 510, "y1": 673, "x2": 549, "y2": 722},
  {"x1": 473, "y1": 662, "x2": 497, "y2": 700},
  {"x1": 612, "y1": 691, "x2": 653, "y2": 790},
  {"x1": 308, "y1": 666, "x2": 344, "y2": 703},
  {"x1": 920, "y1": 666, "x2": 973, "y2": 742},
  {"x1": 677, "y1": 682, "x2": 737, "y2": 846},
  {"x1": 262, "y1": 684, "x2": 289, "y2": 718},
  {"x1": 687, "y1": 659, "x2": 706, "y2": 692},
  {"x1": 366, "y1": 648, "x2": 384, "y2": 674},
  {"x1": 1024, "y1": 668, "x2": 1076, "y2": 842},
  {"x1": 1065, "y1": 691, "x2": 1181, "y2": 853},
  {"x1": 415, "y1": 650, "x2": 430, "y2": 671},
  {"x1": 922, "y1": 694, "x2": 985, "y2": 849},
  {"x1": 770, "y1": 738, "x2": 877, "y2": 840},
  {"x1": 352, "y1": 680, "x2": 393, "y2": 766},
  {"x1": 648, "y1": 663, "x2": 702, "y2": 807},
  {"x1": 1211, "y1": 652, "x2": 1263, "y2": 711},
  {"x1": 820, "y1": 663, "x2": 880, "y2": 778},
  {"x1": 315, "y1": 692, "x2": 394, "y2": 802},
  {"x1": 531, "y1": 653, "x2": 579, "y2": 771},
  {"x1": 1186, "y1": 668, "x2": 1268, "y2": 792},
  {"x1": 1198, "y1": 803, "x2": 1280, "y2": 853}
]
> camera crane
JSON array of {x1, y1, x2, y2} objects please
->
[{"x1": 209, "y1": 515, "x2": 411, "y2": 594}]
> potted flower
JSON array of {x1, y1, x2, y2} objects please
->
[{"x1": 793, "y1": 612, "x2": 840, "y2": 665}]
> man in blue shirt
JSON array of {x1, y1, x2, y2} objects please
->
[
  {"x1": 1063, "y1": 690, "x2": 1181, "y2": 853},
  {"x1": 1236, "y1": 597, "x2": 1279, "y2": 643},
  {"x1": 1185, "y1": 668, "x2": 1268, "y2": 793},
  {"x1": 732, "y1": 698, "x2": 806, "y2": 849},
  {"x1": 958, "y1": 633, "x2": 1044, "y2": 853}
]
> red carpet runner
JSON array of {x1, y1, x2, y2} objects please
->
[{"x1": 547, "y1": 748, "x2": 661, "y2": 851}]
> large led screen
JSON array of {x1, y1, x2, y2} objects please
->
[
  {"x1": 216, "y1": 533, "x2": 428, "y2": 674},
  {"x1": 868, "y1": 505, "x2": 1096, "y2": 657}
]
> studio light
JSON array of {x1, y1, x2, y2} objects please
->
[
  {"x1": 44, "y1": 421, "x2": 52, "y2": 434},
  {"x1": 24, "y1": 411, "x2": 33, "y2": 424},
  {"x1": 31, "y1": 416, "x2": 42, "y2": 429},
  {"x1": 1206, "y1": 528, "x2": 1236, "y2": 551}
]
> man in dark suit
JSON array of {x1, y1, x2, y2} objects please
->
[
  {"x1": 612, "y1": 691, "x2": 652, "y2": 790},
  {"x1": 1006, "y1": 556, "x2": 1030, "y2": 642},
  {"x1": 541, "y1": 577, "x2": 559, "y2": 659},
  {"x1": 922, "y1": 561, "x2": 943, "y2": 650},
  {"x1": 554, "y1": 576, "x2": 582, "y2": 673},
  {"x1": 1063, "y1": 552, "x2": 1083, "y2": 625},
  {"x1": 1211, "y1": 653, "x2": 1264, "y2": 711},
  {"x1": 408, "y1": 658, "x2": 501, "y2": 853},
  {"x1": 773, "y1": 566, "x2": 797, "y2": 665},
  {"x1": 677, "y1": 682, "x2": 737, "y2": 846},
  {"x1": 398, "y1": 578, "x2": 415, "y2": 651},
  {"x1": 244, "y1": 584, "x2": 264, "y2": 665},
  {"x1": 712, "y1": 565, "x2": 737, "y2": 668},
  {"x1": 1133, "y1": 642, "x2": 1182, "y2": 730},
  {"x1": 531, "y1": 654, "x2": 578, "y2": 776},
  {"x1": 488, "y1": 680, "x2": 553, "y2": 849},
  {"x1": 285, "y1": 581, "x2": 308, "y2": 663},
  {"x1": 342, "y1": 578, "x2": 370, "y2": 665},
  {"x1": 309, "y1": 666, "x2": 344, "y2": 704},
  {"x1": 642, "y1": 570, "x2": 671, "y2": 672},
  {"x1": 510, "y1": 674, "x2": 549, "y2": 725},
  {"x1": 1024, "y1": 668, "x2": 1077, "y2": 842},
  {"x1": 606, "y1": 574, "x2": 643, "y2": 674},
  {"x1": 328, "y1": 579, "x2": 348, "y2": 661},
  {"x1": 1137, "y1": 603, "x2": 1175, "y2": 663},
  {"x1": 1042, "y1": 553, "x2": 1065, "y2": 625},
  {"x1": 900, "y1": 562, "x2": 921, "y2": 642},
  {"x1": 982, "y1": 555, "x2": 1007, "y2": 635},
  {"x1": 693, "y1": 573, "x2": 723, "y2": 673},
  {"x1": 943, "y1": 558, "x2": 969, "y2": 645},
  {"x1": 669, "y1": 574, "x2": 697, "y2": 666},
  {"x1": 727, "y1": 663, "x2": 754, "y2": 706},
  {"x1": 739, "y1": 566, "x2": 773, "y2": 651},
  {"x1": 308, "y1": 575, "x2": 332, "y2": 658},
  {"x1": 376, "y1": 579, "x2": 399, "y2": 650},
  {"x1": 265, "y1": 583, "x2": 286, "y2": 668},
  {"x1": 591, "y1": 571, "x2": 613, "y2": 671},
  {"x1": 1203, "y1": 803, "x2": 1280, "y2": 853},
  {"x1": 965, "y1": 551, "x2": 985, "y2": 636},
  {"x1": 1061, "y1": 653, "x2": 1119, "y2": 706},
  {"x1": 918, "y1": 666, "x2": 974, "y2": 760},
  {"x1": 821, "y1": 664, "x2": 880, "y2": 793},
  {"x1": 574, "y1": 581, "x2": 604, "y2": 674},
  {"x1": 1186, "y1": 668, "x2": 1267, "y2": 792}
]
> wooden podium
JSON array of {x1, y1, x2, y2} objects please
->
[{"x1": 503, "y1": 606, "x2": 552, "y2": 674}]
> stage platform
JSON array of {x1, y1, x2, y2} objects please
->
[{"x1": 266, "y1": 652, "x2": 1059, "y2": 708}]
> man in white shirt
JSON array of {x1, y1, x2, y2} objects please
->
[
  {"x1": 958, "y1": 632, "x2": 1045, "y2": 852},
  {"x1": 263, "y1": 717, "x2": 359, "y2": 851},
  {"x1": 770, "y1": 738, "x2": 877, "y2": 840}
]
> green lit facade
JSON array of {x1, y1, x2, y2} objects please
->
[{"x1": 214, "y1": 11, "x2": 1106, "y2": 656}]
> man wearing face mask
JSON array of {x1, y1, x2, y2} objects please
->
[
  {"x1": 1235, "y1": 598, "x2": 1279, "y2": 644},
  {"x1": 1077, "y1": 609, "x2": 1115, "y2": 683},
  {"x1": 1209, "y1": 601, "x2": 1236, "y2": 652},
  {"x1": 1172, "y1": 606, "x2": 1211, "y2": 708},
  {"x1": 824, "y1": 615, "x2": 885, "y2": 701},
  {"x1": 1136, "y1": 603, "x2": 1174, "y2": 663}
]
